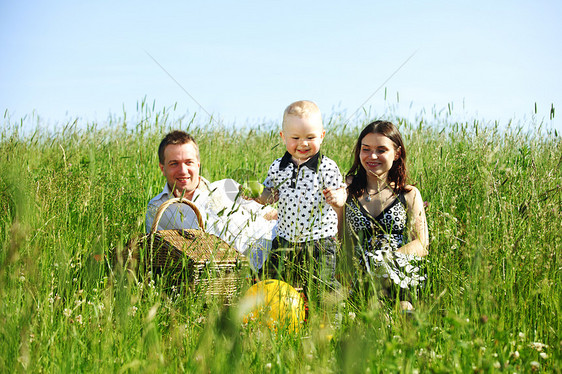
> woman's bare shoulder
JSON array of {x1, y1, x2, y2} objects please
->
[
  {"x1": 403, "y1": 185, "x2": 423, "y2": 204},
  {"x1": 404, "y1": 184, "x2": 420, "y2": 193}
]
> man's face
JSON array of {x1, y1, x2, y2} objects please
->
[{"x1": 159, "y1": 142, "x2": 200, "y2": 198}]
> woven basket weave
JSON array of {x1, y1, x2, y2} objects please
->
[{"x1": 126, "y1": 197, "x2": 247, "y2": 303}]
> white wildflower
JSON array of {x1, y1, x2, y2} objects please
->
[
  {"x1": 530, "y1": 361, "x2": 540, "y2": 369},
  {"x1": 529, "y1": 342, "x2": 548, "y2": 351},
  {"x1": 63, "y1": 308, "x2": 72, "y2": 317}
]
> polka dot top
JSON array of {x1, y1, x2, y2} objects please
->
[
  {"x1": 345, "y1": 193, "x2": 426, "y2": 289},
  {"x1": 264, "y1": 151, "x2": 343, "y2": 243}
]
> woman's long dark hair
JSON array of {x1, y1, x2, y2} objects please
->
[{"x1": 346, "y1": 120, "x2": 408, "y2": 199}]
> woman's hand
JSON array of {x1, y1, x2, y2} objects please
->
[{"x1": 396, "y1": 240, "x2": 428, "y2": 257}]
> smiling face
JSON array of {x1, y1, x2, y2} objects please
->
[
  {"x1": 359, "y1": 132, "x2": 401, "y2": 182},
  {"x1": 280, "y1": 113, "x2": 325, "y2": 164},
  {"x1": 159, "y1": 142, "x2": 200, "y2": 198}
]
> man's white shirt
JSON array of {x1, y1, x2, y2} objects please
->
[
  {"x1": 145, "y1": 178, "x2": 276, "y2": 269},
  {"x1": 145, "y1": 178, "x2": 211, "y2": 233}
]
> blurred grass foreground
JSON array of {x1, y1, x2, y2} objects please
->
[{"x1": 0, "y1": 105, "x2": 561, "y2": 372}]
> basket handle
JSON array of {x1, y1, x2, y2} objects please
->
[{"x1": 150, "y1": 197, "x2": 205, "y2": 235}]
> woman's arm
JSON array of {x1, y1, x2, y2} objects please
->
[{"x1": 397, "y1": 186, "x2": 429, "y2": 257}]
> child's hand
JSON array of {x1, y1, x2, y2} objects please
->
[
  {"x1": 323, "y1": 186, "x2": 346, "y2": 208},
  {"x1": 262, "y1": 187, "x2": 278, "y2": 205}
]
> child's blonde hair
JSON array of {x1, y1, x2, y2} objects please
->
[{"x1": 282, "y1": 100, "x2": 322, "y2": 129}]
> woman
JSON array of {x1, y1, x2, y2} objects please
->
[{"x1": 343, "y1": 120, "x2": 428, "y2": 310}]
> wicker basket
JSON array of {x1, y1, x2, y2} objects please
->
[{"x1": 126, "y1": 197, "x2": 248, "y2": 303}]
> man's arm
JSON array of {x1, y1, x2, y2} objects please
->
[{"x1": 145, "y1": 200, "x2": 159, "y2": 233}]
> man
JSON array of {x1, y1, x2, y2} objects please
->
[
  {"x1": 145, "y1": 130, "x2": 276, "y2": 268},
  {"x1": 145, "y1": 131, "x2": 205, "y2": 231}
]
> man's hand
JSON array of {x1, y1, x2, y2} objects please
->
[
  {"x1": 262, "y1": 210, "x2": 278, "y2": 221},
  {"x1": 240, "y1": 180, "x2": 264, "y2": 198},
  {"x1": 239, "y1": 183, "x2": 276, "y2": 205}
]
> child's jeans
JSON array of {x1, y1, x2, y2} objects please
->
[{"x1": 264, "y1": 236, "x2": 338, "y2": 296}]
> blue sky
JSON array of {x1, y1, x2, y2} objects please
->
[{"x1": 1, "y1": 1, "x2": 561, "y2": 131}]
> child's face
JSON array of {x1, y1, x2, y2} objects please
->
[{"x1": 280, "y1": 114, "x2": 325, "y2": 164}]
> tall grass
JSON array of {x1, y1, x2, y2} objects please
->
[{"x1": 0, "y1": 105, "x2": 560, "y2": 372}]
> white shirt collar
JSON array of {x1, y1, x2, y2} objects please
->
[{"x1": 154, "y1": 177, "x2": 211, "y2": 202}]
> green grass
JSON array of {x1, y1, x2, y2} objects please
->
[{"x1": 1, "y1": 105, "x2": 561, "y2": 373}]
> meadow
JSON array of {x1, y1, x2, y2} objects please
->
[{"x1": 1, "y1": 104, "x2": 561, "y2": 373}]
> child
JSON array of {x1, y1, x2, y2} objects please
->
[
  {"x1": 247, "y1": 100, "x2": 346, "y2": 293},
  {"x1": 343, "y1": 120, "x2": 429, "y2": 311}
]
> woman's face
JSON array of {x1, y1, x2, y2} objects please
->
[{"x1": 359, "y1": 132, "x2": 400, "y2": 180}]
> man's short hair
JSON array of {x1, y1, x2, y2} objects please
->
[{"x1": 158, "y1": 130, "x2": 199, "y2": 164}]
